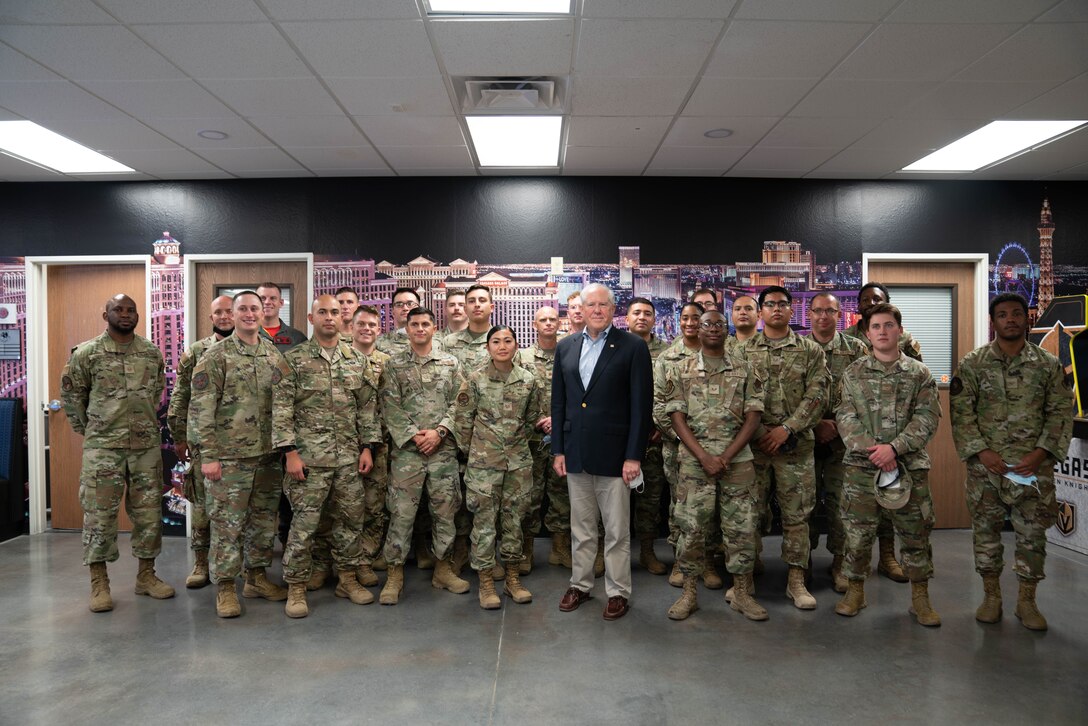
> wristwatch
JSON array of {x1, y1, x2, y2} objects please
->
[
  {"x1": 780, "y1": 424, "x2": 794, "y2": 436},
  {"x1": 437, "y1": 427, "x2": 449, "y2": 439}
]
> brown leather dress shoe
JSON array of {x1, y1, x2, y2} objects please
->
[
  {"x1": 559, "y1": 587, "x2": 592, "y2": 612},
  {"x1": 603, "y1": 595, "x2": 630, "y2": 620}
]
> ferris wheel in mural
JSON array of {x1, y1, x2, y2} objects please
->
[{"x1": 992, "y1": 242, "x2": 1037, "y2": 306}]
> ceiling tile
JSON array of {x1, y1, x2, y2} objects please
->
[
  {"x1": 82, "y1": 79, "x2": 235, "y2": 120},
  {"x1": 583, "y1": 0, "x2": 737, "y2": 18},
  {"x1": 201, "y1": 78, "x2": 342, "y2": 116},
  {"x1": 430, "y1": 18, "x2": 574, "y2": 76},
  {"x1": 576, "y1": 19, "x2": 723, "y2": 76},
  {"x1": 285, "y1": 146, "x2": 388, "y2": 170},
  {"x1": 0, "y1": 153, "x2": 65, "y2": 180},
  {"x1": 1004, "y1": 73, "x2": 1088, "y2": 119},
  {"x1": 898, "y1": 80, "x2": 1054, "y2": 120},
  {"x1": 281, "y1": 20, "x2": 439, "y2": 77},
  {"x1": 885, "y1": 0, "x2": 1058, "y2": 23},
  {"x1": 197, "y1": 146, "x2": 308, "y2": 173},
  {"x1": 852, "y1": 118, "x2": 986, "y2": 149},
  {"x1": 664, "y1": 116, "x2": 778, "y2": 146},
  {"x1": 310, "y1": 168, "x2": 395, "y2": 177},
  {"x1": 43, "y1": 117, "x2": 179, "y2": 151},
  {"x1": 562, "y1": 145, "x2": 656, "y2": 171},
  {"x1": 97, "y1": 0, "x2": 266, "y2": 23},
  {"x1": 354, "y1": 116, "x2": 466, "y2": 146},
  {"x1": 0, "y1": 80, "x2": 129, "y2": 120},
  {"x1": 563, "y1": 167, "x2": 644, "y2": 175},
  {"x1": 153, "y1": 171, "x2": 236, "y2": 179},
  {"x1": 236, "y1": 169, "x2": 317, "y2": 178},
  {"x1": 759, "y1": 116, "x2": 879, "y2": 147},
  {"x1": 789, "y1": 79, "x2": 937, "y2": 118},
  {"x1": 249, "y1": 115, "x2": 366, "y2": 147},
  {"x1": 100, "y1": 147, "x2": 223, "y2": 174},
  {"x1": 647, "y1": 145, "x2": 748, "y2": 170},
  {"x1": 705, "y1": 21, "x2": 872, "y2": 79},
  {"x1": 685, "y1": 77, "x2": 817, "y2": 116},
  {"x1": 1033, "y1": 0, "x2": 1088, "y2": 22},
  {"x1": 325, "y1": 77, "x2": 453, "y2": 115},
  {"x1": 0, "y1": 45, "x2": 60, "y2": 82},
  {"x1": 134, "y1": 23, "x2": 311, "y2": 80},
  {"x1": 381, "y1": 145, "x2": 473, "y2": 168},
  {"x1": 831, "y1": 23, "x2": 1018, "y2": 81},
  {"x1": 732, "y1": 145, "x2": 839, "y2": 172},
  {"x1": 0, "y1": 108, "x2": 21, "y2": 121},
  {"x1": 735, "y1": 0, "x2": 899, "y2": 22},
  {"x1": 643, "y1": 168, "x2": 724, "y2": 176},
  {"x1": 0, "y1": 0, "x2": 115, "y2": 24},
  {"x1": 73, "y1": 172, "x2": 158, "y2": 181},
  {"x1": 0, "y1": 25, "x2": 185, "y2": 81},
  {"x1": 725, "y1": 168, "x2": 815, "y2": 177},
  {"x1": 262, "y1": 0, "x2": 420, "y2": 20},
  {"x1": 957, "y1": 23, "x2": 1088, "y2": 82},
  {"x1": 972, "y1": 127, "x2": 1088, "y2": 176},
  {"x1": 566, "y1": 116, "x2": 671, "y2": 146},
  {"x1": 814, "y1": 146, "x2": 927, "y2": 173},
  {"x1": 572, "y1": 76, "x2": 691, "y2": 115},
  {"x1": 146, "y1": 116, "x2": 273, "y2": 148}
]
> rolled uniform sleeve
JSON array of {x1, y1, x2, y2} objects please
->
[
  {"x1": 1036, "y1": 357, "x2": 1074, "y2": 460},
  {"x1": 950, "y1": 361, "x2": 988, "y2": 461},
  {"x1": 271, "y1": 356, "x2": 297, "y2": 451},
  {"x1": 889, "y1": 373, "x2": 941, "y2": 459},
  {"x1": 188, "y1": 355, "x2": 223, "y2": 460},
  {"x1": 782, "y1": 346, "x2": 829, "y2": 435},
  {"x1": 60, "y1": 348, "x2": 91, "y2": 435}
]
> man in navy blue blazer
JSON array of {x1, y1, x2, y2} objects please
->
[{"x1": 551, "y1": 283, "x2": 653, "y2": 620}]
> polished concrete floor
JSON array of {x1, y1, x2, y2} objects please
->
[{"x1": 1, "y1": 530, "x2": 1086, "y2": 725}]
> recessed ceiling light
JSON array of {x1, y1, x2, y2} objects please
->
[
  {"x1": 197, "y1": 129, "x2": 229, "y2": 140},
  {"x1": 466, "y1": 115, "x2": 562, "y2": 167},
  {"x1": 427, "y1": 0, "x2": 572, "y2": 14},
  {"x1": 901, "y1": 120, "x2": 1088, "y2": 172},
  {"x1": 0, "y1": 120, "x2": 134, "y2": 174},
  {"x1": 703, "y1": 128, "x2": 734, "y2": 139}
]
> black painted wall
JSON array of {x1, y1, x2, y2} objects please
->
[{"x1": 1, "y1": 177, "x2": 1085, "y2": 265}]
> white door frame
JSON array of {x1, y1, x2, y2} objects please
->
[
  {"x1": 24, "y1": 255, "x2": 153, "y2": 535},
  {"x1": 862, "y1": 252, "x2": 990, "y2": 350}
]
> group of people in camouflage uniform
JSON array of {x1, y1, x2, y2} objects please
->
[{"x1": 62, "y1": 277, "x2": 1071, "y2": 630}]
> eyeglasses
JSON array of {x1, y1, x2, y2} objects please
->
[
  {"x1": 810, "y1": 308, "x2": 840, "y2": 316},
  {"x1": 761, "y1": 301, "x2": 791, "y2": 310},
  {"x1": 584, "y1": 302, "x2": 611, "y2": 310},
  {"x1": 392, "y1": 301, "x2": 418, "y2": 309},
  {"x1": 700, "y1": 321, "x2": 726, "y2": 330}
]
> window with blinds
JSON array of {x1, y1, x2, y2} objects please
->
[{"x1": 887, "y1": 286, "x2": 954, "y2": 385}]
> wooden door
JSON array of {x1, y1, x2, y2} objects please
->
[
  {"x1": 48, "y1": 265, "x2": 148, "y2": 530},
  {"x1": 192, "y1": 261, "x2": 308, "y2": 340},
  {"x1": 867, "y1": 261, "x2": 977, "y2": 528}
]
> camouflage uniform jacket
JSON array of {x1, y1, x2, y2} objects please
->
[
  {"x1": 653, "y1": 342, "x2": 699, "y2": 434},
  {"x1": 517, "y1": 343, "x2": 556, "y2": 381},
  {"x1": 443, "y1": 328, "x2": 490, "y2": 372},
  {"x1": 259, "y1": 317, "x2": 307, "y2": 352},
  {"x1": 380, "y1": 347, "x2": 465, "y2": 449},
  {"x1": 645, "y1": 334, "x2": 670, "y2": 360},
  {"x1": 844, "y1": 322, "x2": 923, "y2": 361},
  {"x1": 664, "y1": 351, "x2": 764, "y2": 463},
  {"x1": 376, "y1": 328, "x2": 443, "y2": 356},
  {"x1": 188, "y1": 334, "x2": 282, "y2": 461},
  {"x1": 167, "y1": 333, "x2": 222, "y2": 447},
  {"x1": 723, "y1": 335, "x2": 753, "y2": 357},
  {"x1": 950, "y1": 340, "x2": 1072, "y2": 462},
  {"x1": 362, "y1": 347, "x2": 393, "y2": 439},
  {"x1": 835, "y1": 354, "x2": 940, "y2": 470},
  {"x1": 735, "y1": 330, "x2": 828, "y2": 439},
  {"x1": 272, "y1": 338, "x2": 382, "y2": 468},
  {"x1": 61, "y1": 331, "x2": 164, "y2": 450},
  {"x1": 814, "y1": 332, "x2": 868, "y2": 419},
  {"x1": 454, "y1": 363, "x2": 545, "y2": 471}
]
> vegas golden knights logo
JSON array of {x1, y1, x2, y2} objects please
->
[{"x1": 1056, "y1": 501, "x2": 1075, "y2": 537}]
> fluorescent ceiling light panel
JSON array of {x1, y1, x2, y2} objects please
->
[
  {"x1": 466, "y1": 115, "x2": 562, "y2": 167},
  {"x1": 427, "y1": 0, "x2": 571, "y2": 14},
  {"x1": 0, "y1": 120, "x2": 134, "y2": 174},
  {"x1": 902, "y1": 120, "x2": 1087, "y2": 172}
]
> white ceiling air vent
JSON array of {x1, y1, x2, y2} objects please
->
[{"x1": 460, "y1": 77, "x2": 565, "y2": 114}]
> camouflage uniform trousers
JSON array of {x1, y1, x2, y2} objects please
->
[
  {"x1": 673, "y1": 453, "x2": 757, "y2": 577},
  {"x1": 965, "y1": 459, "x2": 1057, "y2": 582},
  {"x1": 183, "y1": 450, "x2": 210, "y2": 552},
  {"x1": 633, "y1": 441, "x2": 668, "y2": 540},
  {"x1": 752, "y1": 438, "x2": 816, "y2": 568},
  {"x1": 281, "y1": 464, "x2": 365, "y2": 584},
  {"x1": 663, "y1": 438, "x2": 680, "y2": 545},
  {"x1": 841, "y1": 465, "x2": 934, "y2": 582},
  {"x1": 314, "y1": 443, "x2": 391, "y2": 572},
  {"x1": 466, "y1": 465, "x2": 533, "y2": 571},
  {"x1": 79, "y1": 446, "x2": 163, "y2": 566},
  {"x1": 812, "y1": 438, "x2": 846, "y2": 556},
  {"x1": 207, "y1": 452, "x2": 282, "y2": 584},
  {"x1": 382, "y1": 447, "x2": 462, "y2": 566},
  {"x1": 522, "y1": 434, "x2": 560, "y2": 537}
]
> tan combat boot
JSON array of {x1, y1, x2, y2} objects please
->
[
  {"x1": 520, "y1": 535, "x2": 534, "y2": 575},
  {"x1": 306, "y1": 567, "x2": 329, "y2": 591},
  {"x1": 185, "y1": 550, "x2": 210, "y2": 589},
  {"x1": 1015, "y1": 580, "x2": 1047, "y2": 631},
  {"x1": 243, "y1": 567, "x2": 288, "y2": 601},
  {"x1": 667, "y1": 575, "x2": 699, "y2": 620},
  {"x1": 909, "y1": 580, "x2": 941, "y2": 627},
  {"x1": 878, "y1": 536, "x2": 909, "y2": 583},
  {"x1": 478, "y1": 570, "x2": 501, "y2": 610},
  {"x1": 835, "y1": 579, "x2": 866, "y2": 616},
  {"x1": 356, "y1": 561, "x2": 379, "y2": 587},
  {"x1": 432, "y1": 556, "x2": 470, "y2": 594},
  {"x1": 88, "y1": 562, "x2": 113, "y2": 613},
  {"x1": 285, "y1": 582, "x2": 308, "y2": 618},
  {"x1": 830, "y1": 555, "x2": 848, "y2": 594},
  {"x1": 335, "y1": 570, "x2": 375, "y2": 605},
  {"x1": 216, "y1": 580, "x2": 241, "y2": 618},
  {"x1": 668, "y1": 561, "x2": 684, "y2": 588},
  {"x1": 786, "y1": 566, "x2": 817, "y2": 610},
  {"x1": 451, "y1": 534, "x2": 470, "y2": 576},
  {"x1": 492, "y1": 560, "x2": 506, "y2": 581},
  {"x1": 372, "y1": 554, "x2": 388, "y2": 571},
  {"x1": 548, "y1": 532, "x2": 572, "y2": 568},
  {"x1": 729, "y1": 573, "x2": 769, "y2": 621},
  {"x1": 594, "y1": 536, "x2": 605, "y2": 578},
  {"x1": 701, "y1": 557, "x2": 723, "y2": 590},
  {"x1": 976, "y1": 575, "x2": 1002, "y2": 624},
  {"x1": 414, "y1": 531, "x2": 435, "y2": 570},
  {"x1": 380, "y1": 564, "x2": 404, "y2": 605},
  {"x1": 135, "y1": 558, "x2": 176, "y2": 599},
  {"x1": 639, "y1": 537, "x2": 667, "y2": 575},
  {"x1": 503, "y1": 561, "x2": 532, "y2": 604}
]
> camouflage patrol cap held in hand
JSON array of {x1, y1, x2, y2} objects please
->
[{"x1": 874, "y1": 464, "x2": 911, "y2": 510}]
